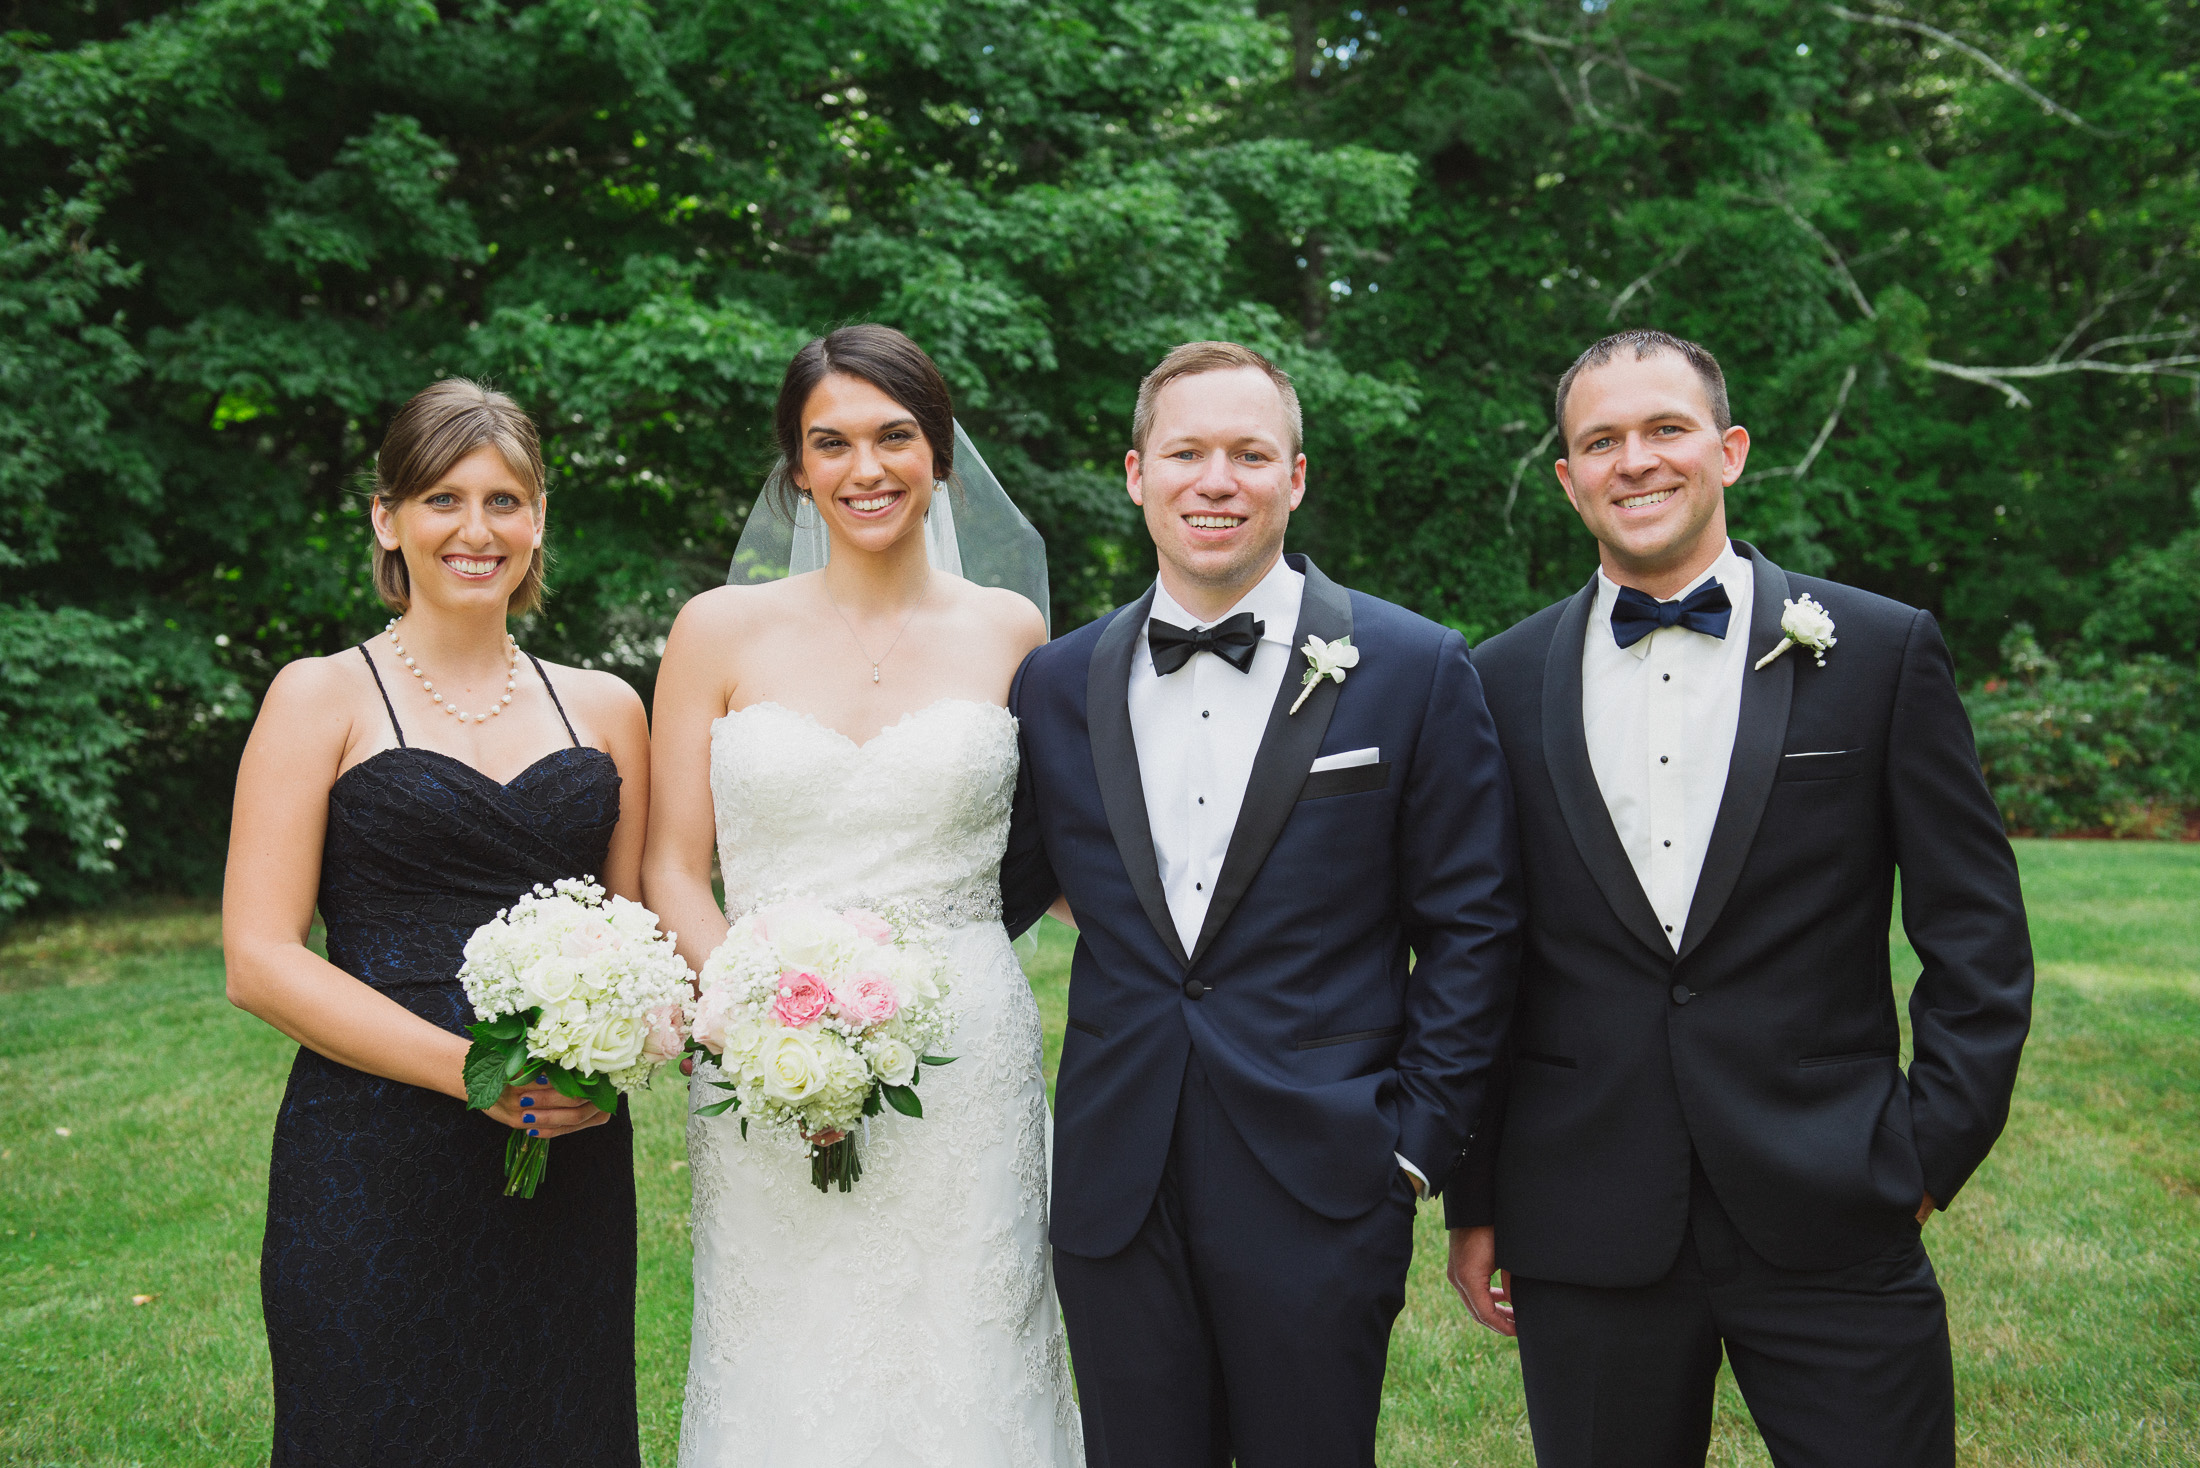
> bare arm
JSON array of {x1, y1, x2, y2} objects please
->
[
  {"x1": 642, "y1": 595, "x2": 739, "y2": 978},
  {"x1": 573, "y1": 669, "x2": 652, "y2": 902},
  {"x1": 222, "y1": 659, "x2": 602, "y2": 1138}
]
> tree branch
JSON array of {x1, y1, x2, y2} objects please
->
[
  {"x1": 1606, "y1": 242, "x2": 1692, "y2": 322},
  {"x1": 1923, "y1": 353, "x2": 2200, "y2": 409},
  {"x1": 1826, "y1": 5, "x2": 2110, "y2": 136},
  {"x1": 1501, "y1": 423, "x2": 1561, "y2": 534},
  {"x1": 1774, "y1": 200, "x2": 1877, "y2": 320},
  {"x1": 1759, "y1": 365, "x2": 1858, "y2": 479}
]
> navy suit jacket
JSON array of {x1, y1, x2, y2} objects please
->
[{"x1": 1003, "y1": 554, "x2": 1524, "y2": 1259}]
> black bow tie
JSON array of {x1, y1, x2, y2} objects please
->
[
  {"x1": 1148, "y1": 612, "x2": 1265, "y2": 675},
  {"x1": 1610, "y1": 580, "x2": 1732, "y2": 649}
]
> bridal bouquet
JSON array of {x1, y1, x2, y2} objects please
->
[
  {"x1": 458, "y1": 877, "x2": 691, "y2": 1198},
  {"x1": 689, "y1": 897, "x2": 954, "y2": 1193}
]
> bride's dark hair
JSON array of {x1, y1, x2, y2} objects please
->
[{"x1": 767, "y1": 324, "x2": 955, "y2": 519}]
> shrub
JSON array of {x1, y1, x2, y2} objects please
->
[
  {"x1": 0, "y1": 606, "x2": 143, "y2": 913},
  {"x1": 1964, "y1": 626, "x2": 2200, "y2": 838}
]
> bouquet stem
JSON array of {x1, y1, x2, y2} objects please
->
[
  {"x1": 810, "y1": 1135, "x2": 862, "y2": 1194},
  {"x1": 504, "y1": 1131, "x2": 551, "y2": 1198}
]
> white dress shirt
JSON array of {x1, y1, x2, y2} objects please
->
[
  {"x1": 1581, "y1": 540, "x2": 1754, "y2": 950},
  {"x1": 1128, "y1": 557, "x2": 1429, "y2": 1194},
  {"x1": 1129, "y1": 556, "x2": 1305, "y2": 957}
]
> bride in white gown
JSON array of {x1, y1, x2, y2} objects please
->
[{"x1": 642, "y1": 324, "x2": 1082, "y2": 1467}]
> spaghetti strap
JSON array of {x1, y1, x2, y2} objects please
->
[
  {"x1": 357, "y1": 644, "x2": 407, "y2": 748},
  {"x1": 527, "y1": 652, "x2": 582, "y2": 748}
]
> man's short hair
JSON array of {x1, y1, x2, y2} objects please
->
[
  {"x1": 1132, "y1": 340, "x2": 1303, "y2": 457},
  {"x1": 1553, "y1": 330, "x2": 1731, "y2": 441}
]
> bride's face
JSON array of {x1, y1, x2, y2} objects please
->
[{"x1": 792, "y1": 373, "x2": 937, "y2": 556}]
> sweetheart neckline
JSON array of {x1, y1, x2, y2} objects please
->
[
  {"x1": 332, "y1": 743, "x2": 612, "y2": 795},
  {"x1": 713, "y1": 697, "x2": 1013, "y2": 753}
]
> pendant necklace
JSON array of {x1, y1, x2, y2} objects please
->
[
  {"x1": 385, "y1": 617, "x2": 518, "y2": 723},
  {"x1": 825, "y1": 579, "x2": 927, "y2": 684}
]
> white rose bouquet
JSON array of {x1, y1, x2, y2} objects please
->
[
  {"x1": 689, "y1": 897, "x2": 954, "y2": 1193},
  {"x1": 458, "y1": 877, "x2": 692, "y2": 1198}
]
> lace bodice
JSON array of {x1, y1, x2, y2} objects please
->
[{"x1": 710, "y1": 699, "x2": 1017, "y2": 925}]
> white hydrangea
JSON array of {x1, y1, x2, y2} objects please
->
[{"x1": 459, "y1": 877, "x2": 694, "y2": 1093}]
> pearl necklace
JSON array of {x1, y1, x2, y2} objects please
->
[{"x1": 385, "y1": 617, "x2": 518, "y2": 724}]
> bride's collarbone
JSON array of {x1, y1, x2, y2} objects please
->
[{"x1": 721, "y1": 691, "x2": 1007, "y2": 750}]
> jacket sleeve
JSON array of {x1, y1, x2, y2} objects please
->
[
  {"x1": 1000, "y1": 647, "x2": 1061, "y2": 941},
  {"x1": 1887, "y1": 609, "x2": 2033, "y2": 1207},
  {"x1": 1392, "y1": 628, "x2": 1526, "y2": 1196}
]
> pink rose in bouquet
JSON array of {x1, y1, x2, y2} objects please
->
[
  {"x1": 771, "y1": 969, "x2": 833, "y2": 1029},
  {"x1": 834, "y1": 971, "x2": 901, "y2": 1027}
]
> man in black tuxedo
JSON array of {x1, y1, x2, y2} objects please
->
[
  {"x1": 1446, "y1": 329, "x2": 2032, "y2": 1468},
  {"x1": 1002, "y1": 340, "x2": 1523, "y2": 1467}
]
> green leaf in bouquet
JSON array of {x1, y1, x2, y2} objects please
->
[
  {"x1": 709, "y1": 1080, "x2": 738, "y2": 1093},
  {"x1": 740, "y1": 1116, "x2": 749, "y2": 1139},
  {"x1": 920, "y1": 1054, "x2": 956, "y2": 1066},
  {"x1": 547, "y1": 1067, "x2": 588, "y2": 1100},
  {"x1": 502, "y1": 1044, "x2": 536, "y2": 1082},
  {"x1": 587, "y1": 1077, "x2": 622, "y2": 1114},
  {"x1": 694, "y1": 1097, "x2": 739, "y2": 1117},
  {"x1": 463, "y1": 1041, "x2": 512, "y2": 1112},
  {"x1": 882, "y1": 1083, "x2": 923, "y2": 1118},
  {"x1": 480, "y1": 1014, "x2": 529, "y2": 1040}
]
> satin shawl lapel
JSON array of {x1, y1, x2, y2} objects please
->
[
  {"x1": 1187, "y1": 554, "x2": 1352, "y2": 970},
  {"x1": 1086, "y1": 585, "x2": 1188, "y2": 968},
  {"x1": 1677, "y1": 543, "x2": 1794, "y2": 959},
  {"x1": 1541, "y1": 574, "x2": 1674, "y2": 961}
]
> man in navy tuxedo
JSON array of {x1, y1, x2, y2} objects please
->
[
  {"x1": 1001, "y1": 340, "x2": 1523, "y2": 1468},
  {"x1": 1446, "y1": 331, "x2": 2031, "y2": 1467}
]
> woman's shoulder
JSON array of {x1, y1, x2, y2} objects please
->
[
  {"x1": 525, "y1": 657, "x2": 644, "y2": 726},
  {"x1": 940, "y1": 577, "x2": 1047, "y2": 649},
  {"x1": 670, "y1": 578, "x2": 816, "y2": 640}
]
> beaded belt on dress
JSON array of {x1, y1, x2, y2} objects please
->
[{"x1": 726, "y1": 883, "x2": 1002, "y2": 931}]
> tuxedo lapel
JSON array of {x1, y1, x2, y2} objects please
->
[
  {"x1": 1187, "y1": 554, "x2": 1350, "y2": 970},
  {"x1": 1541, "y1": 574, "x2": 1675, "y2": 961},
  {"x1": 1678, "y1": 542, "x2": 1795, "y2": 959},
  {"x1": 1086, "y1": 585, "x2": 1189, "y2": 968}
]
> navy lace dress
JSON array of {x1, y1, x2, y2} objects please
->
[{"x1": 260, "y1": 647, "x2": 640, "y2": 1467}]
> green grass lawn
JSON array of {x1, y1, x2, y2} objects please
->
[{"x1": 3, "y1": 843, "x2": 2195, "y2": 1465}]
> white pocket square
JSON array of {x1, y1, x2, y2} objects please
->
[{"x1": 1310, "y1": 747, "x2": 1380, "y2": 773}]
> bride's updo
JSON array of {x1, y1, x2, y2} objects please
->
[{"x1": 768, "y1": 324, "x2": 955, "y2": 517}]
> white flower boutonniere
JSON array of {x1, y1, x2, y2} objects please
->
[
  {"x1": 1290, "y1": 634, "x2": 1360, "y2": 714},
  {"x1": 1753, "y1": 595, "x2": 1838, "y2": 671}
]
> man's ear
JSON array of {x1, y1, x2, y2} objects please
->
[
  {"x1": 1286, "y1": 452, "x2": 1307, "y2": 512},
  {"x1": 1124, "y1": 449, "x2": 1145, "y2": 507},
  {"x1": 1719, "y1": 425, "x2": 1751, "y2": 487},
  {"x1": 1554, "y1": 458, "x2": 1582, "y2": 516}
]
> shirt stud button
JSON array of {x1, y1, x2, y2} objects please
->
[
  {"x1": 1202, "y1": 710, "x2": 1210, "y2": 719},
  {"x1": 1195, "y1": 882, "x2": 1203, "y2": 891},
  {"x1": 1663, "y1": 674, "x2": 1671, "y2": 682},
  {"x1": 1663, "y1": 839, "x2": 1673, "y2": 848},
  {"x1": 1660, "y1": 755, "x2": 1670, "y2": 764}
]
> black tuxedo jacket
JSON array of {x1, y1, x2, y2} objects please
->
[
  {"x1": 1446, "y1": 542, "x2": 2032, "y2": 1282},
  {"x1": 1003, "y1": 555, "x2": 1524, "y2": 1259}
]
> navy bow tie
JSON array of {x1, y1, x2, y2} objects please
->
[
  {"x1": 1610, "y1": 580, "x2": 1732, "y2": 649},
  {"x1": 1149, "y1": 612, "x2": 1265, "y2": 675}
]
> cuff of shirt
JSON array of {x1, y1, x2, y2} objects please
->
[{"x1": 1396, "y1": 1153, "x2": 1429, "y2": 1200}]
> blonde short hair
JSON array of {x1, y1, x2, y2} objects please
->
[
  {"x1": 1131, "y1": 340, "x2": 1303, "y2": 457},
  {"x1": 369, "y1": 379, "x2": 549, "y2": 616}
]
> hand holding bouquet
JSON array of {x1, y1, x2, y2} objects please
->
[
  {"x1": 459, "y1": 877, "x2": 692, "y2": 1197},
  {"x1": 689, "y1": 898, "x2": 954, "y2": 1193}
]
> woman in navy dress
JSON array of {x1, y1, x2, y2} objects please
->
[{"x1": 224, "y1": 380, "x2": 652, "y2": 1465}]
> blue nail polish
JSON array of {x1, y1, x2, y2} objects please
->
[
  {"x1": 523, "y1": 1114, "x2": 535, "y2": 1123},
  {"x1": 537, "y1": 1073, "x2": 548, "y2": 1084},
  {"x1": 520, "y1": 1097, "x2": 534, "y2": 1107},
  {"x1": 528, "y1": 1128, "x2": 539, "y2": 1137}
]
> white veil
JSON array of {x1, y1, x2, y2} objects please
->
[{"x1": 728, "y1": 420, "x2": 1050, "y2": 635}]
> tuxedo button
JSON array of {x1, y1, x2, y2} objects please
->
[
  {"x1": 1670, "y1": 984, "x2": 1692, "y2": 1006},
  {"x1": 1184, "y1": 978, "x2": 1207, "y2": 999}
]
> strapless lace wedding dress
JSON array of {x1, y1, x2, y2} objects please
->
[{"x1": 681, "y1": 699, "x2": 1083, "y2": 1468}]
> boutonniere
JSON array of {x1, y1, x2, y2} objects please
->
[
  {"x1": 1290, "y1": 634, "x2": 1360, "y2": 714},
  {"x1": 1754, "y1": 595, "x2": 1838, "y2": 670}
]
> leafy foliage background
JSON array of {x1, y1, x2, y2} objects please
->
[{"x1": 2, "y1": 0, "x2": 2196, "y2": 911}]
